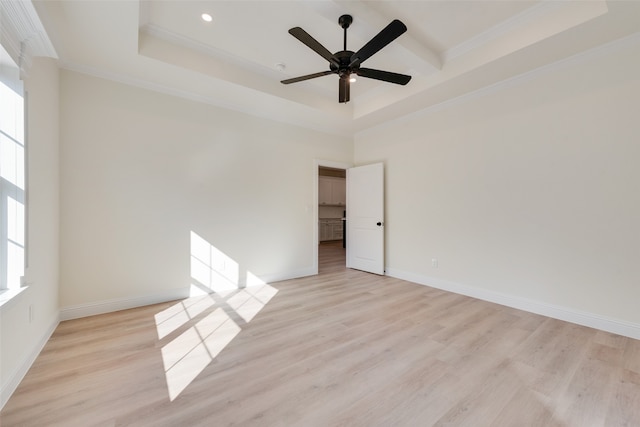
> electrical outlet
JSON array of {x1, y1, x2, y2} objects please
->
[{"x1": 431, "y1": 258, "x2": 438, "y2": 268}]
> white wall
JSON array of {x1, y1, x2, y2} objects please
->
[
  {"x1": 355, "y1": 39, "x2": 640, "y2": 334},
  {"x1": 1, "y1": 57, "x2": 60, "y2": 407},
  {"x1": 58, "y1": 70, "x2": 352, "y2": 315}
]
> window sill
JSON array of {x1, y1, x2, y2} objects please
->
[{"x1": 0, "y1": 286, "x2": 28, "y2": 311}]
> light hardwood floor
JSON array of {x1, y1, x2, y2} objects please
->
[{"x1": 2, "y1": 241, "x2": 640, "y2": 426}]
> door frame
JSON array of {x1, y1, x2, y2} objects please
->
[{"x1": 312, "y1": 159, "x2": 352, "y2": 275}]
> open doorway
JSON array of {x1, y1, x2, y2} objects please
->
[
  {"x1": 318, "y1": 166, "x2": 346, "y2": 271},
  {"x1": 313, "y1": 160, "x2": 351, "y2": 274},
  {"x1": 318, "y1": 166, "x2": 346, "y2": 272}
]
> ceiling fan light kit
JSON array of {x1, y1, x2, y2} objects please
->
[{"x1": 281, "y1": 14, "x2": 412, "y2": 103}]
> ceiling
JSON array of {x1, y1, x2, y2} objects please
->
[{"x1": 33, "y1": 0, "x2": 640, "y2": 136}]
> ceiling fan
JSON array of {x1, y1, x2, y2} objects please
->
[{"x1": 281, "y1": 15, "x2": 411, "y2": 103}]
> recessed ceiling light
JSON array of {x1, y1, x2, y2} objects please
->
[{"x1": 201, "y1": 13, "x2": 213, "y2": 22}]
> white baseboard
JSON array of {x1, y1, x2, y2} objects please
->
[
  {"x1": 1, "y1": 312, "x2": 59, "y2": 410},
  {"x1": 58, "y1": 267, "x2": 317, "y2": 321},
  {"x1": 59, "y1": 288, "x2": 191, "y2": 321},
  {"x1": 257, "y1": 267, "x2": 317, "y2": 285},
  {"x1": 386, "y1": 268, "x2": 640, "y2": 341}
]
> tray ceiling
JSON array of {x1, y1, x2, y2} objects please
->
[{"x1": 33, "y1": 0, "x2": 640, "y2": 136}]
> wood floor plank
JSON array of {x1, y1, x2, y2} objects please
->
[
  {"x1": 605, "y1": 368, "x2": 640, "y2": 426},
  {"x1": 2, "y1": 241, "x2": 640, "y2": 426}
]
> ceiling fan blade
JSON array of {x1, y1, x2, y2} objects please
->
[
  {"x1": 339, "y1": 76, "x2": 350, "y2": 103},
  {"x1": 289, "y1": 27, "x2": 339, "y2": 68},
  {"x1": 349, "y1": 20, "x2": 407, "y2": 67},
  {"x1": 357, "y1": 68, "x2": 412, "y2": 85},
  {"x1": 281, "y1": 70, "x2": 334, "y2": 84}
]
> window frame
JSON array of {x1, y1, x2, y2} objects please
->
[{"x1": 0, "y1": 48, "x2": 27, "y2": 292}]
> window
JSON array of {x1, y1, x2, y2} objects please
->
[{"x1": 0, "y1": 45, "x2": 25, "y2": 291}]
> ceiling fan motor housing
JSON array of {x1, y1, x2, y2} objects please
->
[{"x1": 331, "y1": 51, "x2": 358, "y2": 77}]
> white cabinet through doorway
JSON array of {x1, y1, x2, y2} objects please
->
[
  {"x1": 319, "y1": 177, "x2": 346, "y2": 206},
  {"x1": 319, "y1": 218, "x2": 343, "y2": 241}
]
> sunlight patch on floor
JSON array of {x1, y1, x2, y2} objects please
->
[
  {"x1": 154, "y1": 295, "x2": 215, "y2": 340},
  {"x1": 162, "y1": 308, "x2": 241, "y2": 401},
  {"x1": 157, "y1": 231, "x2": 280, "y2": 401}
]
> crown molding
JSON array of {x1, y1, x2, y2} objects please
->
[
  {"x1": 0, "y1": 0, "x2": 57, "y2": 76},
  {"x1": 443, "y1": 1, "x2": 565, "y2": 62}
]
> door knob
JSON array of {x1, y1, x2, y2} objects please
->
[{"x1": 376, "y1": 222, "x2": 383, "y2": 226}]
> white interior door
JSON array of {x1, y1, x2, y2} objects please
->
[{"x1": 346, "y1": 163, "x2": 384, "y2": 275}]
